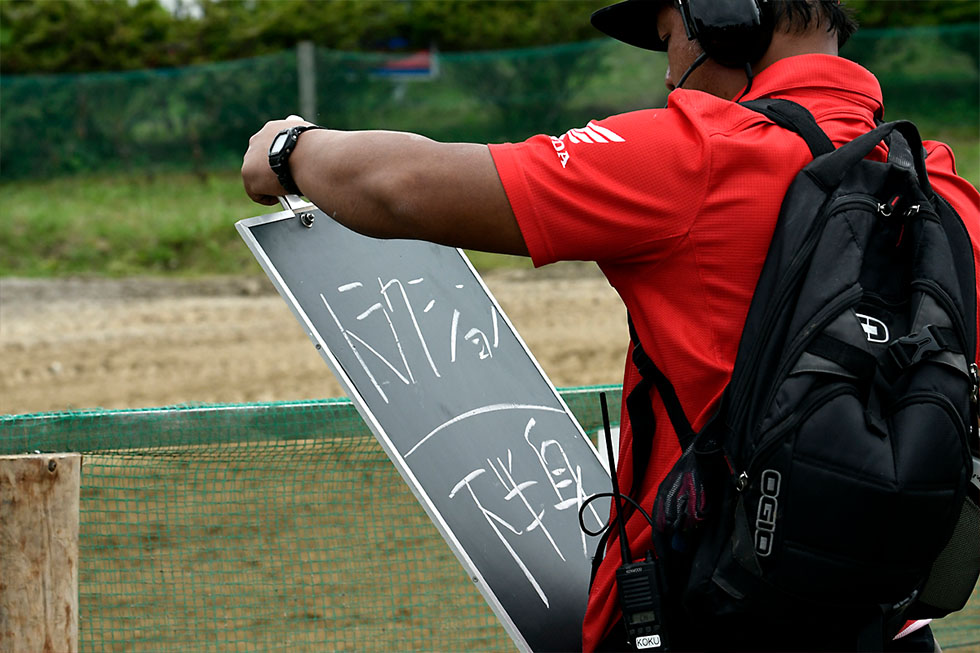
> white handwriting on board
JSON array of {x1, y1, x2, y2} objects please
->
[
  {"x1": 524, "y1": 417, "x2": 604, "y2": 557},
  {"x1": 450, "y1": 467, "x2": 552, "y2": 608},
  {"x1": 404, "y1": 403, "x2": 565, "y2": 458},
  {"x1": 320, "y1": 276, "x2": 499, "y2": 403},
  {"x1": 448, "y1": 417, "x2": 607, "y2": 606}
]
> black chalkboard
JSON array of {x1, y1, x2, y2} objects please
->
[{"x1": 237, "y1": 203, "x2": 610, "y2": 652}]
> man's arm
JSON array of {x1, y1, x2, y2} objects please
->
[{"x1": 242, "y1": 118, "x2": 529, "y2": 256}]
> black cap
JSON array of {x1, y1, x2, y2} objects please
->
[{"x1": 590, "y1": 0, "x2": 671, "y2": 52}]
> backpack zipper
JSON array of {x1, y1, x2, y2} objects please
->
[
  {"x1": 738, "y1": 383, "x2": 855, "y2": 490},
  {"x1": 935, "y1": 192, "x2": 979, "y2": 360},
  {"x1": 889, "y1": 391, "x2": 968, "y2": 439},
  {"x1": 740, "y1": 383, "x2": 971, "y2": 495},
  {"x1": 970, "y1": 363, "x2": 979, "y2": 407},
  {"x1": 746, "y1": 347, "x2": 972, "y2": 492},
  {"x1": 729, "y1": 194, "x2": 880, "y2": 437},
  {"x1": 912, "y1": 201, "x2": 978, "y2": 361},
  {"x1": 760, "y1": 284, "x2": 864, "y2": 425}
]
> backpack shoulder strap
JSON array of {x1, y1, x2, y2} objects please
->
[
  {"x1": 623, "y1": 101, "x2": 824, "y2": 494},
  {"x1": 741, "y1": 98, "x2": 835, "y2": 158},
  {"x1": 626, "y1": 314, "x2": 696, "y2": 497}
]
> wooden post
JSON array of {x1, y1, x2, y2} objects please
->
[
  {"x1": 297, "y1": 40, "x2": 317, "y2": 122},
  {"x1": 0, "y1": 453, "x2": 81, "y2": 653}
]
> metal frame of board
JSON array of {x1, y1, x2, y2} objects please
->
[{"x1": 237, "y1": 197, "x2": 609, "y2": 652}]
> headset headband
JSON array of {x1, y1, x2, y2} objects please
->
[{"x1": 591, "y1": 0, "x2": 774, "y2": 68}]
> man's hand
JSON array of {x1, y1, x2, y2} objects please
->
[
  {"x1": 241, "y1": 117, "x2": 313, "y2": 205},
  {"x1": 239, "y1": 117, "x2": 528, "y2": 256}
]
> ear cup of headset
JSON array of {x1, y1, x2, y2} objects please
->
[{"x1": 679, "y1": 0, "x2": 775, "y2": 68}]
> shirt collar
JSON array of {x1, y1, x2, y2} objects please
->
[{"x1": 740, "y1": 54, "x2": 884, "y2": 119}]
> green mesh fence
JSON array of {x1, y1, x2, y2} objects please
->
[
  {"x1": 0, "y1": 386, "x2": 618, "y2": 652},
  {"x1": 1, "y1": 24, "x2": 977, "y2": 182},
  {"x1": 2, "y1": 390, "x2": 980, "y2": 650}
]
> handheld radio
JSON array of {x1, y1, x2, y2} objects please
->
[{"x1": 599, "y1": 393, "x2": 669, "y2": 651}]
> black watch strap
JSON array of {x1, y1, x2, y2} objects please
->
[{"x1": 268, "y1": 125, "x2": 324, "y2": 196}]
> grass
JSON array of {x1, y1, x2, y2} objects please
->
[
  {"x1": 4, "y1": 391, "x2": 618, "y2": 651},
  {"x1": 0, "y1": 168, "x2": 534, "y2": 278},
  {"x1": 73, "y1": 444, "x2": 980, "y2": 651},
  {"x1": 0, "y1": 170, "x2": 259, "y2": 277},
  {"x1": 6, "y1": 395, "x2": 978, "y2": 652},
  {"x1": 77, "y1": 445, "x2": 512, "y2": 652},
  {"x1": 0, "y1": 125, "x2": 976, "y2": 280}
]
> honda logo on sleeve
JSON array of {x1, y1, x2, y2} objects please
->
[{"x1": 550, "y1": 121, "x2": 625, "y2": 168}]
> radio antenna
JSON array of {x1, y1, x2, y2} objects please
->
[{"x1": 600, "y1": 392, "x2": 632, "y2": 564}]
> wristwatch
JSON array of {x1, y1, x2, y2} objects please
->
[{"x1": 268, "y1": 125, "x2": 324, "y2": 196}]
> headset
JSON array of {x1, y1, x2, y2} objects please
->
[
  {"x1": 591, "y1": 0, "x2": 776, "y2": 69},
  {"x1": 678, "y1": 0, "x2": 774, "y2": 68}
]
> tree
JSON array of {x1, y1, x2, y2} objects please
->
[
  {"x1": 0, "y1": 0, "x2": 184, "y2": 73},
  {"x1": 846, "y1": 0, "x2": 979, "y2": 28},
  {"x1": 2, "y1": 0, "x2": 977, "y2": 75},
  {"x1": 1, "y1": 0, "x2": 610, "y2": 74}
]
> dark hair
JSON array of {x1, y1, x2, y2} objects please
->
[{"x1": 771, "y1": 0, "x2": 858, "y2": 48}]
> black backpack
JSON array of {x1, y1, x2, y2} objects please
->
[{"x1": 623, "y1": 99, "x2": 980, "y2": 650}]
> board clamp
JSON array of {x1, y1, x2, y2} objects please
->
[{"x1": 278, "y1": 194, "x2": 317, "y2": 228}]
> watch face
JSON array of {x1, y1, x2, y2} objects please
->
[{"x1": 270, "y1": 131, "x2": 290, "y2": 156}]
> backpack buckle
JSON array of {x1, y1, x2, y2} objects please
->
[{"x1": 884, "y1": 325, "x2": 946, "y2": 372}]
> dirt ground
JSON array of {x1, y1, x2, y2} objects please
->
[{"x1": 0, "y1": 263, "x2": 628, "y2": 415}]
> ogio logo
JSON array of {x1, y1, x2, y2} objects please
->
[
  {"x1": 754, "y1": 470, "x2": 781, "y2": 557},
  {"x1": 855, "y1": 313, "x2": 890, "y2": 343},
  {"x1": 550, "y1": 121, "x2": 625, "y2": 168},
  {"x1": 635, "y1": 634, "x2": 662, "y2": 649}
]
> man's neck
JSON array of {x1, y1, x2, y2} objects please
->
[{"x1": 754, "y1": 29, "x2": 839, "y2": 75}]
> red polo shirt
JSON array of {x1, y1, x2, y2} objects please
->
[{"x1": 489, "y1": 53, "x2": 980, "y2": 650}]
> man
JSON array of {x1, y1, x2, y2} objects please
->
[{"x1": 243, "y1": 1, "x2": 980, "y2": 650}]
